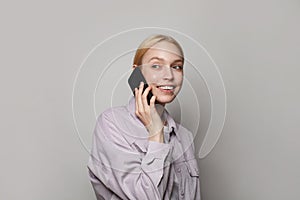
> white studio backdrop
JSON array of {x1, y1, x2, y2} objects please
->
[{"x1": 0, "y1": 0, "x2": 299, "y2": 200}]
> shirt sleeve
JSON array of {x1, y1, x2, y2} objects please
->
[{"x1": 88, "y1": 111, "x2": 172, "y2": 200}]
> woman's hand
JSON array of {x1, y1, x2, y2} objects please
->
[{"x1": 135, "y1": 82, "x2": 164, "y2": 143}]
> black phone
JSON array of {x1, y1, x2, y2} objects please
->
[{"x1": 128, "y1": 67, "x2": 153, "y2": 105}]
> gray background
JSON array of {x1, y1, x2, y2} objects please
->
[{"x1": 1, "y1": 0, "x2": 299, "y2": 200}]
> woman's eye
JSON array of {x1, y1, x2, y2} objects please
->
[
  {"x1": 172, "y1": 65, "x2": 183, "y2": 70},
  {"x1": 151, "y1": 64, "x2": 161, "y2": 69}
]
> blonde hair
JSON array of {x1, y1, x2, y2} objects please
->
[{"x1": 133, "y1": 34, "x2": 184, "y2": 66}]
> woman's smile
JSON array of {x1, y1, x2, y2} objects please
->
[{"x1": 155, "y1": 84, "x2": 176, "y2": 94}]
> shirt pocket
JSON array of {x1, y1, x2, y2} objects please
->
[{"x1": 185, "y1": 158, "x2": 199, "y2": 177}]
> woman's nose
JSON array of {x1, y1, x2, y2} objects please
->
[{"x1": 162, "y1": 66, "x2": 174, "y2": 80}]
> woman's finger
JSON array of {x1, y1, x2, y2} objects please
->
[
  {"x1": 149, "y1": 95, "x2": 156, "y2": 109},
  {"x1": 137, "y1": 82, "x2": 144, "y2": 112},
  {"x1": 142, "y1": 85, "x2": 152, "y2": 108},
  {"x1": 134, "y1": 88, "x2": 140, "y2": 117}
]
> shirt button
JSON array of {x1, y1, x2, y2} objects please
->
[{"x1": 177, "y1": 168, "x2": 181, "y2": 173}]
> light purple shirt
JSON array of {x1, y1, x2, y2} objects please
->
[{"x1": 88, "y1": 97, "x2": 201, "y2": 200}]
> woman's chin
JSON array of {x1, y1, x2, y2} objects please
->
[{"x1": 155, "y1": 95, "x2": 176, "y2": 105}]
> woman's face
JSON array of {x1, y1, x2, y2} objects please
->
[{"x1": 140, "y1": 41, "x2": 184, "y2": 105}]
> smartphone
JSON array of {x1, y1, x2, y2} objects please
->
[{"x1": 128, "y1": 67, "x2": 153, "y2": 105}]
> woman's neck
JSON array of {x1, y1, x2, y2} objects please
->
[{"x1": 155, "y1": 104, "x2": 165, "y2": 117}]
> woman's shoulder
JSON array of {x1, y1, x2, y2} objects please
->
[
  {"x1": 94, "y1": 105, "x2": 132, "y2": 135},
  {"x1": 95, "y1": 105, "x2": 130, "y2": 124}
]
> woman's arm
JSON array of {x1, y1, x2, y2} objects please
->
[{"x1": 88, "y1": 112, "x2": 172, "y2": 200}]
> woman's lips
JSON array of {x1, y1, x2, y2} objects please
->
[{"x1": 156, "y1": 85, "x2": 175, "y2": 94}]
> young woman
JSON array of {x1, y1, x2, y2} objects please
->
[{"x1": 88, "y1": 34, "x2": 201, "y2": 200}]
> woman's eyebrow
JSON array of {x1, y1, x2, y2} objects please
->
[
  {"x1": 148, "y1": 57, "x2": 164, "y2": 62},
  {"x1": 148, "y1": 57, "x2": 183, "y2": 63}
]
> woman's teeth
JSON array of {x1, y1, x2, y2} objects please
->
[{"x1": 158, "y1": 86, "x2": 174, "y2": 90}]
